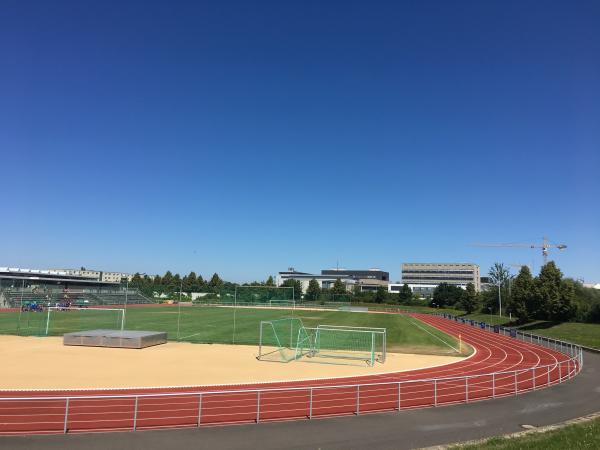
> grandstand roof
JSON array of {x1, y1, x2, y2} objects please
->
[{"x1": 0, "y1": 267, "x2": 119, "y2": 286}]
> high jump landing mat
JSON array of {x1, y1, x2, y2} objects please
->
[{"x1": 63, "y1": 329, "x2": 167, "y2": 349}]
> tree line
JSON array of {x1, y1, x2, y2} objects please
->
[
  {"x1": 129, "y1": 263, "x2": 600, "y2": 324},
  {"x1": 431, "y1": 262, "x2": 600, "y2": 324},
  {"x1": 130, "y1": 271, "x2": 231, "y2": 297}
]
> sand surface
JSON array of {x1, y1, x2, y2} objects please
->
[{"x1": 0, "y1": 336, "x2": 466, "y2": 390}]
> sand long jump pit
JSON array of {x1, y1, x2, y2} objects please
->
[{"x1": 0, "y1": 335, "x2": 466, "y2": 390}]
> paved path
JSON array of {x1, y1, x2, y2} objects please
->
[{"x1": 2, "y1": 350, "x2": 598, "y2": 450}]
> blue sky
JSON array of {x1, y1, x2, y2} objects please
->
[{"x1": 1, "y1": 1, "x2": 599, "y2": 282}]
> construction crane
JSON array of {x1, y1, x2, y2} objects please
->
[{"x1": 472, "y1": 237, "x2": 567, "y2": 266}]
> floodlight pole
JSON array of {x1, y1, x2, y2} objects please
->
[
  {"x1": 233, "y1": 286, "x2": 237, "y2": 344},
  {"x1": 124, "y1": 279, "x2": 129, "y2": 328},
  {"x1": 17, "y1": 279, "x2": 25, "y2": 333},
  {"x1": 176, "y1": 280, "x2": 182, "y2": 340},
  {"x1": 45, "y1": 307, "x2": 51, "y2": 335},
  {"x1": 497, "y1": 281, "x2": 502, "y2": 318}
]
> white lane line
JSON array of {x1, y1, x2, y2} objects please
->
[{"x1": 399, "y1": 314, "x2": 460, "y2": 353}]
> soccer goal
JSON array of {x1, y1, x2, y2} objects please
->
[
  {"x1": 306, "y1": 325, "x2": 386, "y2": 366},
  {"x1": 257, "y1": 317, "x2": 312, "y2": 362},
  {"x1": 268, "y1": 299, "x2": 296, "y2": 308},
  {"x1": 45, "y1": 307, "x2": 125, "y2": 335},
  {"x1": 235, "y1": 286, "x2": 294, "y2": 306}
]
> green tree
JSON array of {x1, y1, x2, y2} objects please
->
[
  {"x1": 483, "y1": 262, "x2": 513, "y2": 314},
  {"x1": 306, "y1": 279, "x2": 321, "y2": 301},
  {"x1": 265, "y1": 276, "x2": 275, "y2": 286},
  {"x1": 172, "y1": 273, "x2": 182, "y2": 290},
  {"x1": 162, "y1": 271, "x2": 173, "y2": 287},
  {"x1": 398, "y1": 284, "x2": 413, "y2": 304},
  {"x1": 432, "y1": 283, "x2": 463, "y2": 307},
  {"x1": 282, "y1": 278, "x2": 303, "y2": 300},
  {"x1": 131, "y1": 272, "x2": 143, "y2": 284},
  {"x1": 507, "y1": 266, "x2": 535, "y2": 323},
  {"x1": 196, "y1": 274, "x2": 205, "y2": 291},
  {"x1": 208, "y1": 273, "x2": 223, "y2": 292},
  {"x1": 536, "y1": 262, "x2": 562, "y2": 320},
  {"x1": 460, "y1": 282, "x2": 479, "y2": 313},
  {"x1": 374, "y1": 285, "x2": 387, "y2": 303},
  {"x1": 489, "y1": 262, "x2": 511, "y2": 286},
  {"x1": 183, "y1": 271, "x2": 197, "y2": 292},
  {"x1": 331, "y1": 278, "x2": 347, "y2": 295},
  {"x1": 554, "y1": 279, "x2": 577, "y2": 321}
]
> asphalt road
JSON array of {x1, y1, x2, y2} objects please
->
[{"x1": 1, "y1": 350, "x2": 598, "y2": 450}]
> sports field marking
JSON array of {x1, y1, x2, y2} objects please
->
[
  {"x1": 179, "y1": 332, "x2": 204, "y2": 339},
  {"x1": 399, "y1": 314, "x2": 460, "y2": 353}
]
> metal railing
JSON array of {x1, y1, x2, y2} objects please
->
[{"x1": 0, "y1": 318, "x2": 583, "y2": 435}]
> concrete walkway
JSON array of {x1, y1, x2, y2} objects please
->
[{"x1": 2, "y1": 351, "x2": 599, "y2": 450}]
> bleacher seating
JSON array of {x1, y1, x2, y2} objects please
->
[{"x1": 1, "y1": 289, "x2": 154, "y2": 307}]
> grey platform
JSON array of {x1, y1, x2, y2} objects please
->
[{"x1": 63, "y1": 329, "x2": 167, "y2": 349}]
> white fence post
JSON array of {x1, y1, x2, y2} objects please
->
[
  {"x1": 133, "y1": 396, "x2": 138, "y2": 431},
  {"x1": 465, "y1": 378, "x2": 469, "y2": 403},
  {"x1": 197, "y1": 394, "x2": 202, "y2": 427},
  {"x1": 63, "y1": 398, "x2": 69, "y2": 434},
  {"x1": 356, "y1": 385, "x2": 360, "y2": 415},
  {"x1": 257, "y1": 391, "x2": 261, "y2": 423},
  {"x1": 434, "y1": 380, "x2": 437, "y2": 406},
  {"x1": 397, "y1": 382, "x2": 401, "y2": 411},
  {"x1": 309, "y1": 388, "x2": 313, "y2": 419},
  {"x1": 559, "y1": 362, "x2": 562, "y2": 382},
  {"x1": 492, "y1": 373, "x2": 495, "y2": 398}
]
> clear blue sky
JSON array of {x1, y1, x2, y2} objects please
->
[{"x1": 1, "y1": 1, "x2": 599, "y2": 283}]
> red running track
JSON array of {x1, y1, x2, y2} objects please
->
[{"x1": 0, "y1": 314, "x2": 582, "y2": 435}]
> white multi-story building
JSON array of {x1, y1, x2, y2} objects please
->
[
  {"x1": 276, "y1": 269, "x2": 355, "y2": 293},
  {"x1": 388, "y1": 262, "x2": 481, "y2": 297},
  {"x1": 50, "y1": 268, "x2": 134, "y2": 283}
]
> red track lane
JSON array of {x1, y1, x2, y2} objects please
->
[{"x1": 0, "y1": 314, "x2": 582, "y2": 435}]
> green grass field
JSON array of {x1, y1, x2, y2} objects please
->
[
  {"x1": 0, "y1": 306, "x2": 463, "y2": 355},
  {"x1": 457, "y1": 417, "x2": 600, "y2": 449},
  {"x1": 516, "y1": 322, "x2": 600, "y2": 350},
  {"x1": 4, "y1": 305, "x2": 596, "y2": 350}
]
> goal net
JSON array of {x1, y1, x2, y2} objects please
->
[
  {"x1": 258, "y1": 320, "x2": 387, "y2": 366},
  {"x1": 268, "y1": 299, "x2": 296, "y2": 308},
  {"x1": 306, "y1": 325, "x2": 386, "y2": 366},
  {"x1": 45, "y1": 307, "x2": 125, "y2": 335},
  {"x1": 235, "y1": 286, "x2": 294, "y2": 306},
  {"x1": 257, "y1": 317, "x2": 312, "y2": 362}
]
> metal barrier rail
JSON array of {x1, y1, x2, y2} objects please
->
[{"x1": 0, "y1": 316, "x2": 584, "y2": 434}]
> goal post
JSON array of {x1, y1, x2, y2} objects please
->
[
  {"x1": 234, "y1": 286, "x2": 295, "y2": 306},
  {"x1": 45, "y1": 307, "x2": 125, "y2": 336},
  {"x1": 257, "y1": 317, "x2": 311, "y2": 362},
  {"x1": 308, "y1": 325, "x2": 386, "y2": 366},
  {"x1": 257, "y1": 320, "x2": 387, "y2": 366}
]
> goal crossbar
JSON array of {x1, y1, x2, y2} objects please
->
[{"x1": 306, "y1": 325, "x2": 387, "y2": 366}]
